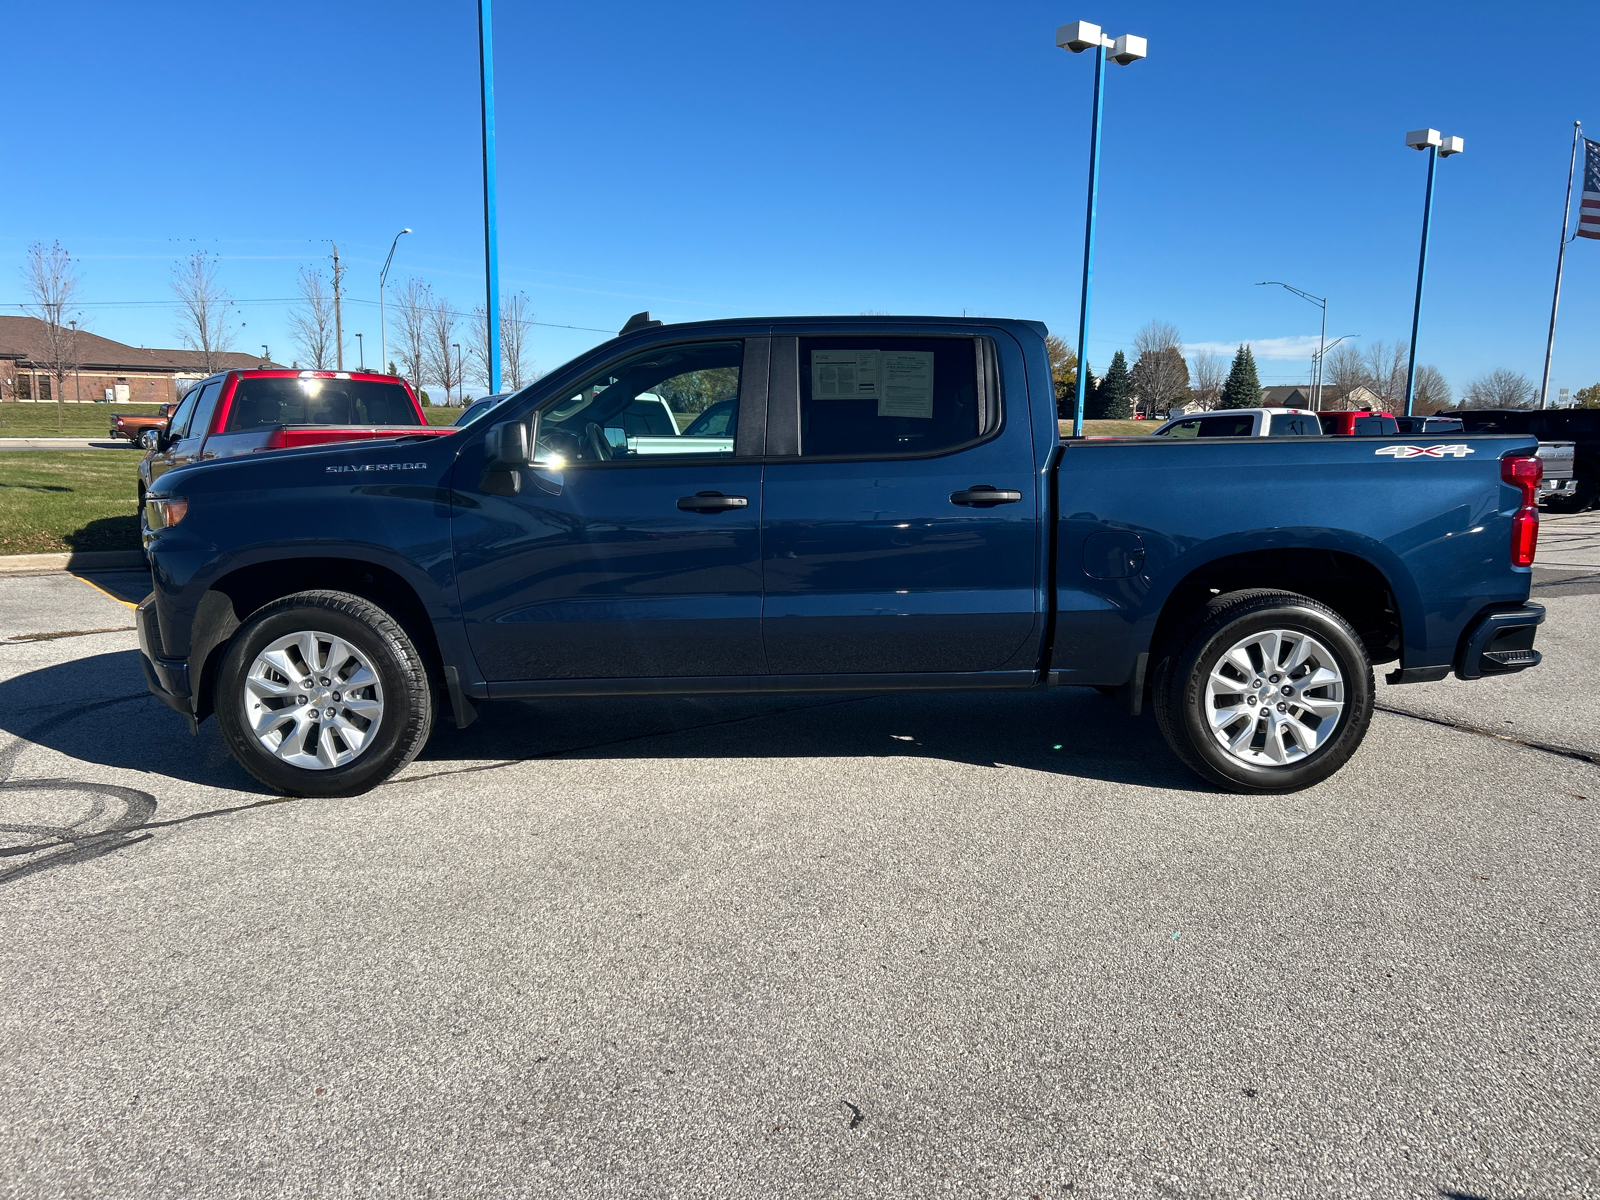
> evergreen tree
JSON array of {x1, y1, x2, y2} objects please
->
[
  {"x1": 1220, "y1": 344, "x2": 1261, "y2": 408},
  {"x1": 1090, "y1": 350, "x2": 1133, "y2": 420}
]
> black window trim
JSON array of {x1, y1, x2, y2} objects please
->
[{"x1": 767, "y1": 331, "x2": 1004, "y2": 464}]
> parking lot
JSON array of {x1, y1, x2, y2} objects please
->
[{"x1": 2, "y1": 515, "x2": 1597, "y2": 1198}]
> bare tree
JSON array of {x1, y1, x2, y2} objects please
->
[
  {"x1": 425, "y1": 294, "x2": 460, "y2": 404},
  {"x1": 1188, "y1": 350, "x2": 1225, "y2": 411},
  {"x1": 1322, "y1": 343, "x2": 1369, "y2": 409},
  {"x1": 171, "y1": 252, "x2": 237, "y2": 374},
  {"x1": 288, "y1": 267, "x2": 337, "y2": 370},
  {"x1": 467, "y1": 304, "x2": 494, "y2": 394},
  {"x1": 1130, "y1": 321, "x2": 1188, "y2": 415},
  {"x1": 388, "y1": 277, "x2": 432, "y2": 391},
  {"x1": 1463, "y1": 369, "x2": 1535, "y2": 409},
  {"x1": 21, "y1": 241, "x2": 82, "y2": 431},
  {"x1": 501, "y1": 291, "x2": 535, "y2": 390},
  {"x1": 1413, "y1": 365, "x2": 1453, "y2": 414},
  {"x1": 1359, "y1": 340, "x2": 1407, "y2": 411}
]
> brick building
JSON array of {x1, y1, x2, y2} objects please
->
[{"x1": 0, "y1": 316, "x2": 276, "y2": 405}]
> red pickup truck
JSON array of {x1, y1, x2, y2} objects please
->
[
  {"x1": 1318, "y1": 410, "x2": 1399, "y2": 436},
  {"x1": 138, "y1": 369, "x2": 447, "y2": 512}
]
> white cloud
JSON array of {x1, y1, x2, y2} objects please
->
[{"x1": 1181, "y1": 336, "x2": 1331, "y2": 360}]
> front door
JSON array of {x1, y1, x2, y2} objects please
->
[
  {"x1": 760, "y1": 332, "x2": 1043, "y2": 676},
  {"x1": 146, "y1": 376, "x2": 224, "y2": 486},
  {"x1": 453, "y1": 337, "x2": 769, "y2": 683}
]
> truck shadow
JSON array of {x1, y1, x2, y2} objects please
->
[{"x1": 0, "y1": 650, "x2": 1200, "y2": 795}]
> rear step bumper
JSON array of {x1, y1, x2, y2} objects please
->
[{"x1": 1454, "y1": 603, "x2": 1545, "y2": 681}]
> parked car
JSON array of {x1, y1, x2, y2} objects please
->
[
  {"x1": 1318, "y1": 410, "x2": 1400, "y2": 436},
  {"x1": 139, "y1": 315, "x2": 1545, "y2": 799},
  {"x1": 1443, "y1": 407, "x2": 1598, "y2": 511},
  {"x1": 110, "y1": 403, "x2": 177, "y2": 449},
  {"x1": 1151, "y1": 408, "x2": 1322, "y2": 437},
  {"x1": 454, "y1": 393, "x2": 512, "y2": 426},
  {"x1": 137, "y1": 369, "x2": 450, "y2": 519},
  {"x1": 1393, "y1": 415, "x2": 1463, "y2": 434}
]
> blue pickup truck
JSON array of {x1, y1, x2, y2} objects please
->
[{"x1": 138, "y1": 315, "x2": 1546, "y2": 798}]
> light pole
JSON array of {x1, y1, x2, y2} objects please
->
[
  {"x1": 378, "y1": 227, "x2": 412, "y2": 378},
  {"x1": 355, "y1": 333, "x2": 364, "y2": 371},
  {"x1": 1403, "y1": 128, "x2": 1465, "y2": 415},
  {"x1": 1257, "y1": 282, "x2": 1327, "y2": 409},
  {"x1": 261, "y1": 344, "x2": 270, "y2": 364},
  {"x1": 1309, "y1": 335, "x2": 1358, "y2": 407},
  {"x1": 479, "y1": 0, "x2": 502, "y2": 394},
  {"x1": 1057, "y1": 20, "x2": 1146, "y2": 437},
  {"x1": 453, "y1": 342, "x2": 462, "y2": 406}
]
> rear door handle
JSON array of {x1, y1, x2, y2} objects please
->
[
  {"x1": 678, "y1": 491, "x2": 749, "y2": 512},
  {"x1": 950, "y1": 486, "x2": 1023, "y2": 507}
]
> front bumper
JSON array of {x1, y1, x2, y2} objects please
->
[
  {"x1": 1455, "y1": 603, "x2": 1545, "y2": 681},
  {"x1": 136, "y1": 593, "x2": 192, "y2": 718}
]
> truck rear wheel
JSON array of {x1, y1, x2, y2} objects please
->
[
  {"x1": 214, "y1": 590, "x2": 433, "y2": 797},
  {"x1": 1152, "y1": 590, "x2": 1374, "y2": 793}
]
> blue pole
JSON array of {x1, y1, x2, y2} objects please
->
[
  {"x1": 479, "y1": 0, "x2": 502, "y2": 394},
  {"x1": 1403, "y1": 144, "x2": 1437, "y2": 416},
  {"x1": 1071, "y1": 44, "x2": 1107, "y2": 438}
]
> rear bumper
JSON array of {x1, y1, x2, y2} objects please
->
[
  {"x1": 1454, "y1": 603, "x2": 1545, "y2": 681},
  {"x1": 136, "y1": 594, "x2": 192, "y2": 717},
  {"x1": 1539, "y1": 478, "x2": 1577, "y2": 502}
]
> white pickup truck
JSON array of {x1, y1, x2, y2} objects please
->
[{"x1": 1152, "y1": 408, "x2": 1322, "y2": 437}]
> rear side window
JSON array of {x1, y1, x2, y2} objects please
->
[
  {"x1": 1351, "y1": 416, "x2": 1398, "y2": 435},
  {"x1": 799, "y1": 337, "x2": 983, "y2": 458},
  {"x1": 1268, "y1": 414, "x2": 1317, "y2": 436},
  {"x1": 224, "y1": 378, "x2": 420, "y2": 431},
  {"x1": 1198, "y1": 415, "x2": 1254, "y2": 437}
]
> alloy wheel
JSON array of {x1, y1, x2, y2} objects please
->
[
  {"x1": 1204, "y1": 628, "x2": 1345, "y2": 767},
  {"x1": 241, "y1": 630, "x2": 385, "y2": 770}
]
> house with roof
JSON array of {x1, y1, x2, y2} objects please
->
[
  {"x1": 0, "y1": 315, "x2": 275, "y2": 405},
  {"x1": 1258, "y1": 384, "x2": 1387, "y2": 411}
]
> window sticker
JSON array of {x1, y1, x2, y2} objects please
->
[
  {"x1": 812, "y1": 349, "x2": 880, "y2": 399},
  {"x1": 877, "y1": 351, "x2": 935, "y2": 419}
]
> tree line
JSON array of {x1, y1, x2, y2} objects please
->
[{"x1": 7, "y1": 240, "x2": 541, "y2": 412}]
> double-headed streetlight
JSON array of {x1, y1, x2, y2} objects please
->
[
  {"x1": 378, "y1": 227, "x2": 412, "y2": 377},
  {"x1": 355, "y1": 332, "x2": 365, "y2": 371},
  {"x1": 1257, "y1": 282, "x2": 1327, "y2": 409},
  {"x1": 1402, "y1": 128, "x2": 1464, "y2": 414},
  {"x1": 1057, "y1": 20, "x2": 1146, "y2": 437}
]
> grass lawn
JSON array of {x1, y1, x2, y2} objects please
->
[
  {"x1": 0, "y1": 450, "x2": 144, "y2": 554},
  {"x1": 0, "y1": 402, "x2": 165, "y2": 438},
  {"x1": 1064, "y1": 419, "x2": 1157, "y2": 438},
  {"x1": 423, "y1": 407, "x2": 464, "y2": 426}
]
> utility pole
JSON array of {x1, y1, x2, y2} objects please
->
[{"x1": 330, "y1": 241, "x2": 345, "y2": 371}]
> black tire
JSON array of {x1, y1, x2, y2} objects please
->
[
  {"x1": 1151, "y1": 589, "x2": 1374, "y2": 793},
  {"x1": 214, "y1": 590, "x2": 433, "y2": 797}
]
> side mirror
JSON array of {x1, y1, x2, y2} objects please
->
[{"x1": 482, "y1": 414, "x2": 539, "y2": 497}]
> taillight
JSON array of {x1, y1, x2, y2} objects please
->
[{"x1": 1502, "y1": 455, "x2": 1541, "y2": 568}]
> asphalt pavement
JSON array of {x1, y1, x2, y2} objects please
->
[{"x1": 2, "y1": 517, "x2": 1597, "y2": 1198}]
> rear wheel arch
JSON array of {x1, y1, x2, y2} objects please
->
[{"x1": 1146, "y1": 548, "x2": 1404, "y2": 671}]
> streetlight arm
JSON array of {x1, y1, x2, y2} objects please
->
[{"x1": 1256, "y1": 281, "x2": 1325, "y2": 308}]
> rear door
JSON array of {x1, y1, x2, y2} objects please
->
[{"x1": 758, "y1": 329, "x2": 1043, "y2": 676}]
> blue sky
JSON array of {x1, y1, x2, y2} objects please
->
[{"x1": 3, "y1": 0, "x2": 1598, "y2": 400}]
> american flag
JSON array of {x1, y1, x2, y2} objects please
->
[{"x1": 1580, "y1": 136, "x2": 1600, "y2": 240}]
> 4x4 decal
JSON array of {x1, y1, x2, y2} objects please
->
[{"x1": 1375, "y1": 444, "x2": 1475, "y2": 459}]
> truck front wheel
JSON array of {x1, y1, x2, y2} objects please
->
[
  {"x1": 1152, "y1": 590, "x2": 1374, "y2": 793},
  {"x1": 214, "y1": 590, "x2": 434, "y2": 797}
]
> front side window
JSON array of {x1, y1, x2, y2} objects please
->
[
  {"x1": 186, "y1": 381, "x2": 224, "y2": 438},
  {"x1": 798, "y1": 337, "x2": 982, "y2": 458},
  {"x1": 1160, "y1": 418, "x2": 1202, "y2": 438},
  {"x1": 535, "y1": 341, "x2": 741, "y2": 463},
  {"x1": 225, "y1": 377, "x2": 421, "y2": 431},
  {"x1": 167, "y1": 388, "x2": 200, "y2": 439}
]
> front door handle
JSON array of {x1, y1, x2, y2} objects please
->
[
  {"x1": 678, "y1": 491, "x2": 749, "y2": 512},
  {"x1": 950, "y1": 486, "x2": 1023, "y2": 507}
]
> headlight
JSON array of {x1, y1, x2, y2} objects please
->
[{"x1": 145, "y1": 497, "x2": 189, "y2": 529}]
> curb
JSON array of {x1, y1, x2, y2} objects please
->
[{"x1": 0, "y1": 550, "x2": 147, "y2": 576}]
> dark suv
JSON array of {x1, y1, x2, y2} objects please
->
[{"x1": 1444, "y1": 407, "x2": 1599, "y2": 511}]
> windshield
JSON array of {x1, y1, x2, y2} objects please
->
[{"x1": 225, "y1": 378, "x2": 420, "y2": 430}]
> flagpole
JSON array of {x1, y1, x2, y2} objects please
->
[{"x1": 1538, "y1": 121, "x2": 1581, "y2": 410}]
